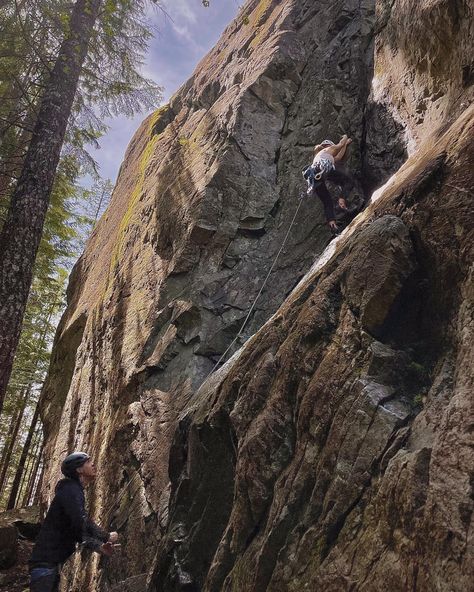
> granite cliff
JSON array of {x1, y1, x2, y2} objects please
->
[{"x1": 39, "y1": 0, "x2": 473, "y2": 590}]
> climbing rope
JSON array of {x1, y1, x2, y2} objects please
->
[
  {"x1": 104, "y1": 194, "x2": 306, "y2": 530},
  {"x1": 209, "y1": 193, "x2": 305, "y2": 375}
]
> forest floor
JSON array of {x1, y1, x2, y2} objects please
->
[{"x1": 0, "y1": 539, "x2": 32, "y2": 592}]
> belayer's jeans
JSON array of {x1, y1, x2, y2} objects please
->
[{"x1": 29, "y1": 566, "x2": 60, "y2": 592}]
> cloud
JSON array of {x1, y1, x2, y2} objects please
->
[
  {"x1": 87, "y1": 2, "x2": 239, "y2": 184},
  {"x1": 166, "y1": 0, "x2": 198, "y2": 23},
  {"x1": 171, "y1": 23, "x2": 206, "y2": 55}
]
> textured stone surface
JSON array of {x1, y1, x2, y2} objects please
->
[
  {"x1": 0, "y1": 523, "x2": 17, "y2": 570},
  {"x1": 3, "y1": 506, "x2": 41, "y2": 541},
  {"x1": 38, "y1": 0, "x2": 473, "y2": 591},
  {"x1": 108, "y1": 574, "x2": 147, "y2": 592},
  {"x1": 149, "y1": 106, "x2": 474, "y2": 591},
  {"x1": 0, "y1": 539, "x2": 33, "y2": 592},
  {"x1": 0, "y1": 506, "x2": 40, "y2": 571}
]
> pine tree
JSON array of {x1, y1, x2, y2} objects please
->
[
  {"x1": 0, "y1": 0, "x2": 162, "y2": 405},
  {"x1": 22, "y1": 438, "x2": 43, "y2": 506},
  {"x1": 0, "y1": 0, "x2": 104, "y2": 404},
  {"x1": 7, "y1": 401, "x2": 40, "y2": 509},
  {"x1": 0, "y1": 388, "x2": 29, "y2": 493}
]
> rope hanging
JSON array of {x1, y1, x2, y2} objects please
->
[
  {"x1": 209, "y1": 195, "x2": 305, "y2": 374},
  {"x1": 105, "y1": 195, "x2": 306, "y2": 528}
]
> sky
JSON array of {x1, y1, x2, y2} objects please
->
[{"x1": 92, "y1": 1, "x2": 241, "y2": 184}]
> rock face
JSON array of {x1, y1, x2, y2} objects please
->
[
  {"x1": 0, "y1": 521, "x2": 17, "y2": 570},
  {"x1": 0, "y1": 506, "x2": 39, "y2": 573},
  {"x1": 39, "y1": 0, "x2": 473, "y2": 591}
]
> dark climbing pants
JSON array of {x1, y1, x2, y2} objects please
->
[
  {"x1": 29, "y1": 566, "x2": 60, "y2": 592},
  {"x1": 313, "y1": 182, "x2": 336, "y2": 222},
  {"x1": 326, "y1": 165, "x2": 354, "y2": 197},
  {"x1": 312, "y1": 165, "x2": 354, "y2": 222}
]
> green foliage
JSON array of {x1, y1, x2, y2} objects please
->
[
  {"x1": 6, "y1": 272, "x2": 67, "y2": 394},
  {"x1": 412, "y1": 393, "x2": 425, "y2": 408},
  {"x1": 0, "y1": 0, "x2": 163, "y2": 189},
  {"x1": 0, "y1": 268, "x2": 65, "y2": 508},
  {"x1": 108, "y1": 111, "x2": 160, "y2": 276},
  {"x1": 0, "y1": 0, "x2": 167, "y2": 504},
  {"x1": 79, "y1": 0, "x2": 162, "y2": 122},
  {"x1": 72, "y1": 176, "x2": 114, "y2": 252},
  {"x1": 405, "y1": 359, "x2": 430, "y2": 412}
]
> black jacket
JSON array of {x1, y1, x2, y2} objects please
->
[{"x1": 29, "y1": 478, "x2": 109, "y2": 566}]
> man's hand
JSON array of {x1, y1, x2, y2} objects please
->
[
  {"x1": 100, "y1": 542, "x2": 115, "y2": 556},
  {"x1": 108, "y1": 532, "x2": 119, "y2": 544}
]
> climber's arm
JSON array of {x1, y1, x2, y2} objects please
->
[
  {"x1": 324, "y1": 135, "x2": 347, "y2": 155},
  {"x1": 334, "y1": 137, "x2": 352, "y2": 162}
]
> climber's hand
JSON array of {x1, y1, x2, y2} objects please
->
[
  {"x1": 108, "y1": 532, "x2": 119, "y2": 544},
  {"x1": 329, "y1": 220, "x2": 338, "y2": 232},
  {"x1": 100, "y1": 542, "x2": 115, "y2": 556}
]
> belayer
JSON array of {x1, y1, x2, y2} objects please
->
[
  {"x1": 28, "y1": 452, "x2": 119, "y2": 592},
  {"x1": 303, "y1": 134, "x2": 354, "y2": 234}
]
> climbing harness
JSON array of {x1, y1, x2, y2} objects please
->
[
  {"x1": 303, "y1": 159, "x2": 336, "y2": 193},
  {"x1": 303, "y1": 164, "x2": 324, "y2": 195}
]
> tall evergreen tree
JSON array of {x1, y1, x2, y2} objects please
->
[
  {"x1": 0, "y1": 0, "x2": 104, "y2": 404},
  {"x1": 22, "y1": 438, "x2": 43, "y2": 506},
  {"x1": 0, "y1": 0, "x2": 161, "y2": 405},
  {"x1": 7, "y1": 401, "x2": 40, "y2": 509},
  {"x1": 0, "y1": 388, "x2": 29, "y2": 493}
]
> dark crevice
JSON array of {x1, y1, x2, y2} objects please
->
[{"x1": 321, "y1": 487, "x2": 367, "y2": 561}]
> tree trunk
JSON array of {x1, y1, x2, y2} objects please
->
[
  {"x1": 17, "y1": 437, "x2": 36, "y2": 506},
  {"x1": 0, "y1": 0, "x2": 102, "y2": 407},
  {"x1": 0, "y1": 394, "x2": 23, "y2": 465},
  {"x1": 6, "y1": 401, "x2": 40, "y2": 509},
  {"x1": 0, "y1": 291, "x2": 55, "y2": 494},
  {"x1": 19, "y1": 427, "x2": 41, "y2": 507},
  {"x1": 0, "y1": 387, "x2": 29, "y2": 493},
  {"x1": 32, "y1": 463, "x2": 44, "y2": 506},
  {"x1": 94, "y1": 183, "x2": 109, "y2": 223},
  {"x1": 0, "y1": 404, "x2": 21, "y2": 474},
  {"x1": 23, "y1": 440, "x2": 43, "y2": 506}
]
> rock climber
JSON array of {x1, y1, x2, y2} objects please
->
[
  {"x1": 303, "y1": 134, "x2": 354, "y2": 234},
  {"x1": 28, "y1": 452, "x2": 119, "y2": 592}
]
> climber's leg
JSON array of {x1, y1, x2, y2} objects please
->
[
  {"x1": 327, "y1": 166, "x2": 354, "y2": 210},
  {"x1": 29, "y1": 566, "x2": 60, "y2": 592},
  {"x1": 313, "y1": 183, "x2": 338, "y2": 233}
]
